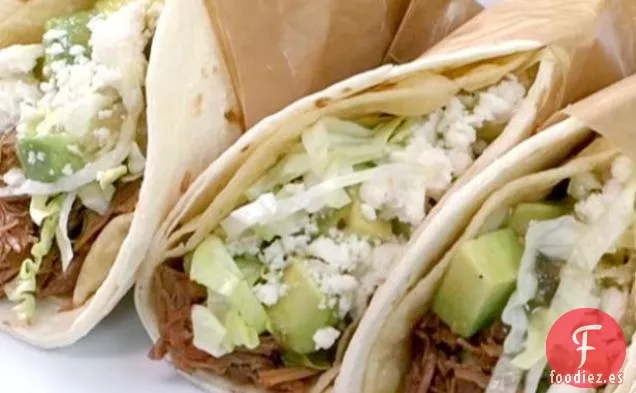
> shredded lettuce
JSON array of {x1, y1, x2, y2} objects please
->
[
  {"x1": 78, "y1": 181, "x2": 115, "y2": 214},
  {"x1": 191, "y1": 304, "x2": 233, "y2": 357},
  {"x1": 222, "y1": 163, "x2": 427, "y2": 239},
  {"x1": 245, "y1": 152, "x2": 311, "y2": 201},
  {"x1": 29, "y1": 195, "x2": 56, "y2": 226},
  {"x1": 9, "y1": 198, "x2": 61, "y2": 322},
  {"x1": 56, "y1": 192, "x2": 76, "y2": 271},
  {"x1": 96, "y1": 164, "x2": 127, "y2": 190},
  {"x1": 501, "y1": 217, "x2": 584, "y2": 355},
  {"x1": 189, "y1": 236, "x2": 269, "y2": 333}
]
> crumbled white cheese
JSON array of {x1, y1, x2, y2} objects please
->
[
  {"x1": 0, "y1": 78, "x2": 41, "y2": 133},
  {"x1": 281, "y1": 234, "x2": 310, "y2": 254},
  {"x1": 611, "y1": 155, "x2": 634, "y2": 183},
  {"x1": 226, "y1": 235, "x2": 261, "y2": 256},
  {"x1": 36, "y1": 151, "x2": 46, "y2": 162},
  {"x1": 45, "y1": 42, "x2": 65, "y2": 56},
  {"x1": 473, "y1": 75, "x2": 526, "y2": 125},
  {"x1": 262, "y1": 239, "x2": 287, "y2": 270},
  {"x1": 313, "y1": 327, "x2": 341, "y2": 351},
  {"x1": 0, "y1": 45, "x2": 43, "y2": 77},
  {"x1": 27, "y1": 151, "x2": 36, "y2": 165},
  {"x1": 97, "y1": 108, "x2": 114, "y2": 120},
  {"x1": 2, "y1": 168, "x2": 26, "y2": 186},
  {"x1": 67, "y1": 144, "x2": 82, "y2": 156},
  {"x1": 43, "y1": 29, "x2": 68, "y2": 42},
  {"x1": 308, "y1": 237, "x2": 355, "y2": 271},
  {"x1": 61, "y1": 164, "x2": 74, "y2": 177},
  {"x1": 573, "y1": 156, "x2": 632, "y2": 223},
  {"x1": 360, "y1": 203, "x2": 377, "y2": 221},
  {"x1": 253, "y1": 282, "x2": 288, "y2": 306},
  {"x1": 568, "y1": 172, "x2": 602, "y2": 200}
]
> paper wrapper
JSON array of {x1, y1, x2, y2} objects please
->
[
  {"x1": 564, "y1": 73, "x2": 636, "y2": 162},
  {"x1": 207, "y1": 0, "x2": 419, "y2": 129},
  {"x1": 384, "y1": 0, "x2": 484, "y2": 63},
  {"x1": 423, "y1": 0, "x2": 636, "y2": 126}
]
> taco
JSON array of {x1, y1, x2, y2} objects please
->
[
  {"x1": 351, "y1": 73, "x2": 636, "y2": 393},
  {"x1": 133, "y1": 1, "x2": 635, "y2": 390},
  {"x1": 0, "y1": 0, "x2": 243, "y2": 347},
  {"x1": 365, "y1": 134, "x2": 636, "y2": 393}
]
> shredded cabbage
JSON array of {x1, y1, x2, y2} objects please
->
[
  {"x1": 78, "y1": 181, "x2": 115, "y2": 214},
  {"x1": 245, "y1": 152, "x2": 311, "y2": 200},
  {"x1": 502, "y1": 217, "x2": 584, "y2": 355},
  {"x1": 9, "y1": 198, "x2": 61, "y2": 322},
  {"x1": 222, "y1": 163, "x2": 428, "y2": 239},
  {"x1": 97, "y1": 164, "x2": 128, "y2": 190},
  {"x1": 126, "y1": 141, "x2": 145, "y2": 175},
  {"x1": 29, "y1": 195, "x2": 55, "y2": 226},
  {"x1": 56, "y1": 192, "x2": 77, "y2": 271}
]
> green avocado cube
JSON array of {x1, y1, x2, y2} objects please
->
[
  {"x1": 432, "y1": 228, "x2": 523, "y2": 338},
  {"x1": 507, "y1": 202, "x2": 569, "y2": 236},
  {"x1": 17, "y1": 133, "x2": 86, "y2": 182},
  {"x1": 267, "y1": 261, "x2": 337, "y2": 354},
  {"x1": 43, "y1": 11, "x2": 94, "y2": 68}
]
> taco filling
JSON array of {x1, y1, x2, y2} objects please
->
[
  {"x1": 406, "y1": 153, "x2": 636, "y2": 393},
  {"x1": 150, "y1": 73, "x2": 528, "y2": 392},
  {"x1": 0, "y1": 0, "x2": 159, "y2": 322}
]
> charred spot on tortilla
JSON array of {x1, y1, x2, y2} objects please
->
[
  {"x1": 192, "y1": 93, "x2": 203, "y2": 117},
  {"x1": 180, "y1": 172, "x2": 193, "y2": 194},
  {"x1": 314, "y1": 97, "x2": 332, "y2": 108},
  {"x1": 240, "y1": 144, "x2": 251, "y2": 154},
  {"x1": 224, "y1": 108, "x2": 244, "y2": 127}
]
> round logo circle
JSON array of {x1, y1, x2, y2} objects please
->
[{"x1": 546, "y1": 308, "x2": 626, "y2": 388}]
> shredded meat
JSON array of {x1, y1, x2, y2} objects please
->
[
  {"x1": 0, "y1": 133, "x2": 37, "y2": 296},
  {"x1": 150, "y1": 262, "x2": 320, "y2": 393},
  {"x1": 405, "y1": 314, "x2": 508, "y2": 393},
  {"x1": 37, "y1": 179, "x2": 141, "y2": 299}
]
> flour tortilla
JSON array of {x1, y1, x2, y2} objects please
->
[
  {"x1": 133, "y1": 37, "x2": 590, "y2": 392},
  {"x1": 0, "y1": 0, "x2": 241, "y2": 347},
  {"x1": 356, "y1": 127, "x2": 636, "y2": 393}
]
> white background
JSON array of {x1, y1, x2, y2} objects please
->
[{"x1": 1, "y1": 0, "x2": 496, "y2": 392}]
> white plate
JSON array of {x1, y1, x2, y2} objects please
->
[{"x1": 0, "y1": 293, "x2": 200, "y2": 393}]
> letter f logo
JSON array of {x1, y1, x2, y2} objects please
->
[{"x1": 572, "y1": 324, "x2": 602, "y2": 368}]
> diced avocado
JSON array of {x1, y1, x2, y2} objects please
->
[
  {"x1": 282, "y1": 350, "x2": 331, "y2": 370},
  {"x1": 43, "y1": 11, "x2": 94, "y2": 68},
  {"x1": 507, "y1": 202, "x2": 569, "y2": 236},
  {"x1": 235, "y1": 255, "x2": 264, "y2": 287},
  {"x1": 477, "y1": 121, "x2": 504, "y2": 143},
  {"x1": 267, "y1": 261, "x2": 337, "y2": 354},
  {"x1": 346, "y1": 195, "x2": 392, "y2": 240},
  {"x1": 17, "y1": 133, "x2": 86, "y2": 182},
  {"x1": 432, "y1": 229, "x2": 523, "y2": 338}
]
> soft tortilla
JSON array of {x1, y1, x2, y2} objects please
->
[
  {"x1": 133, "y1": 39, "x2": 580, "y2": 393},
  {"x1": 359, "y1": 130, "x2": 633, "y2": 393},
  {"x1": 0, "y1": 0, "x2": 240, "y2": 347}
]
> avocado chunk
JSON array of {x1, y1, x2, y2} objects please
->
[
  {"x1": 317, "y1": 194, "x2": 393, "y2": 240},
  {"x1": 17, "y1": 133, "x2": 86, "y2": 182},
  {"x1": 43, "y1": 11, "x2": 94, "y2": 69},
  {"x1": 507, "y1": 202, "x2": 569, "y2": 236},
  {"x1": 432, "y1": 228, "x2": 523, "y2": 338},
  {"x1": 346, "y1": 194, "x2": 393, "y2": 240},
  {"x1": 267, "y1": 260, "x2": 336, "y2": 354},
  {"x1": 235, "y1": 255, "x2": 264, "y2": 287}
]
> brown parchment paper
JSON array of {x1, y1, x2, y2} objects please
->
[
  {"x1": 207, "y1": 0, "x2": 414, "y2": 129},
  {"x1": 564, "y1": 74, "x2": 636, "y2": 163},
  {"x1": 384, "y1": 0, "x2": 483, "y2": 64},
  {"x1": 424, "y1": 0, "x2": 636, "y2": 128},
  {"x1": 209, "y1": 0, "x2": 484, "y2": 129}
]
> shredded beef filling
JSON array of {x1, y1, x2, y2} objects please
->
[
  {"x1": 150, "y1": 262, "x2": 320, "y2": 393},
  {"x1": 37, "y1": 179, "x2": 141, "y2": 300},
  {"x1": 405, "y1": 314, "x2": 508, "y2": 393},
  {"x1": 0, "y1": 132, "x2": 141, "y2": 303}
]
